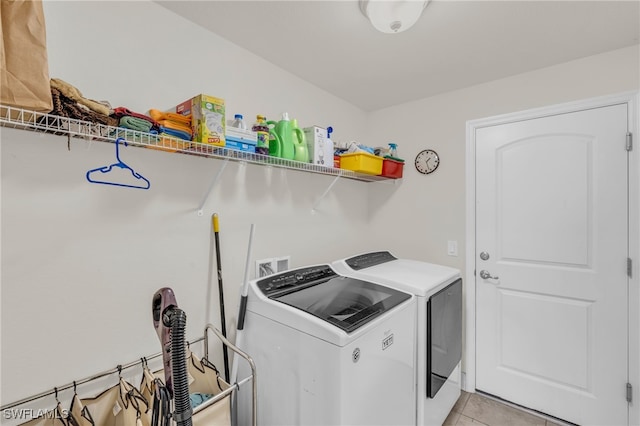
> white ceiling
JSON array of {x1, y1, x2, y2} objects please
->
[{"x1": 157, "y1": 1, "x2": 640, "y2": 111}]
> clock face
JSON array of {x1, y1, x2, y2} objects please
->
[{"x1": 415, "y1": 149, "x2": 440, "y2": 174}]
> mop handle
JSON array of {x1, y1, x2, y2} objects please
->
[{"x1": 237, "y1": 223, "x2": 255, "y2": 330}]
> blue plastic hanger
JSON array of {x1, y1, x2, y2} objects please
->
[{"x1": 86, "y1": 138, "x2": 150, "y2": 190}]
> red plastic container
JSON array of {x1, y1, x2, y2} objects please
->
[{"x1": 381, "y1": 157, "x2": 404, "y2": 179}]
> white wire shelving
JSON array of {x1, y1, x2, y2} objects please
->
[{"x1": 0, "y1": 105, "x2": 396, "y2": 183}]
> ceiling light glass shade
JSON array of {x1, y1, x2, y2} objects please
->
[{"x1": 360, "y1": 0, "x2": 429, "y2": 34}]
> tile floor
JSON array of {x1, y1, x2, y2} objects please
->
[{"x1": 444, "y1": 391, "x2": 563, "y2": 426}]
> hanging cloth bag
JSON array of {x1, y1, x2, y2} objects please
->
[
  {"x1": 79, "y1": 379, "x2": 148, "y2": 426},
  {"x1": 187, "y1": 351, "x2": 231, "y2": 426},
  {"x1": 0, "y1": 0, "x2": 53, "y2": 112}
]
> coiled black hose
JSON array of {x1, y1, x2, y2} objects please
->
[{"x1": 170, "y1": 308, "x2": 192, "y2": 426}]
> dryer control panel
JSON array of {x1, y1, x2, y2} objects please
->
[{"x1": 345, "y1": 251, "x2": 397, "y2": 270}]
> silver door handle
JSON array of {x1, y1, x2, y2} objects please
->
[{"x1": 479, "y1": 270, "x2": 499, "y2": 280}]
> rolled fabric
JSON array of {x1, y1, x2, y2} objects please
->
[{"x1": 119, "y1": 115, "x2": 153, "y2": 132}]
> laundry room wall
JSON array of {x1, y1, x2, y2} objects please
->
[
  {"x1": 0, "y1": 0, "x2": 374, "y2": 408},
  {"x1": 364, "y1": 44, "x2": 639, "y2": 376},
  {"x1": 366, "y1": 44, "x2": 638, "y2": 270}
]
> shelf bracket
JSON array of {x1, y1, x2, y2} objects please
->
[
  {"x1": 312, "y1": 173, "x2": 342, "y2": 213},
  {"x1": 197, "y1": 159, "x2": 229, "y2": 216}
]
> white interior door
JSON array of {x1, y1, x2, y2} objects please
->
[{"x1": 475, "y1": 104, "x2": 629, "y2": 425}]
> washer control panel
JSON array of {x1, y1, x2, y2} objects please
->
[{"x1": 257, "y1": 265, "x2": 337, "y2": 297}]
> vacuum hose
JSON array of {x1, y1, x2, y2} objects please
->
[
  {"x1": 169, "y1": 308, "x2": 192, "y2": 426},
  {"x1": 152, "y1": 287, "x2": 192, "y2": 426}
]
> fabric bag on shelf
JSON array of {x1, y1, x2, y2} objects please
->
[{"x1": 0, "y1": 0, "x2": 53, "y2": 112}]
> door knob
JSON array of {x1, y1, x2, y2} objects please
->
[
  {"x1": 480, "y1": 251, "x2": 490, "y2": 260},
  {"x1": 479, "y1": 270, "x2": 499, "y2": 280}
]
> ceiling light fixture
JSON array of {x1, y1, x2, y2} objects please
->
[{"x1": 359, "y1": 0, "x2": 429, "y2": 34}]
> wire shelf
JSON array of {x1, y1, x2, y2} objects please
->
[{"x1": 0, "y1": 105, "x2": 396, "y2": 183}]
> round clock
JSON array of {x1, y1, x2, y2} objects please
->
[{"x1": 415, "y1": 149, "x2": 440, "y2": 174}]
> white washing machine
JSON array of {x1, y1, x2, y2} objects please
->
[
  {"x1": 332, "y1": 252, "x2": 462, "y2": 426},
  {"x1": 236, "y1": 264, "x2": 417, "y2": 426}
]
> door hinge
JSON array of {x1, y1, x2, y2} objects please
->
[
  {"x1": 627, "y1": 133, "x2": 633, "y2": 151},
  {"x1": 627, "y1": 382, "x2": 633, "y2": 403},
  {"x1": 628, "y1": 258, "x2": 633, "y2": 278}
]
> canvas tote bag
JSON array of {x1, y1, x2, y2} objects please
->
[
  {"x1": 0, "y1": 0, "x2": 53, "y2": 112},
  {"x1": 187, "y1": 352, "x2": 231, "y2": 426}
]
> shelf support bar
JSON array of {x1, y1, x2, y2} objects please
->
[
  {"x1": 312, "y1": 173, "x2": 342, "y2": 213},
  {"x1": 197, "y1": 159, "x2": 229, "y2": 216}
]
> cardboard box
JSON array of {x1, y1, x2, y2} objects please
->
[
  {"x1": 176, "y1": 94, "x2": 225, "y2": 146},
  {"x1": 303, "y1": 126, "x2": 333, "y2": 167}
]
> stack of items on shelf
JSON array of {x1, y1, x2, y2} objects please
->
[
  {"x1": 12, "y1": 72, "x2": 405, "y2": 178},
  {"x1": 113, "y1": 107, "x2": 159, "y2": 134},
  {"x1": 176, "y1": 94, "x2": 225, "y2": 147},
  {"x1": 334, "y1": 139, "x2": 405, "y2": 178},
  {"x1": 226, "y1": 114, "x2": 258, "y2": 154},
  {"x1": 44, "y1": 78, "x2": 118, "y2": 133},
  {"x1": 148, "y1": 108, "x2": 193, "y2": 152}
]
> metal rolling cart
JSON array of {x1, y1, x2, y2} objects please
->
[{"x1": 195, "y1": 324, "x2": 257, "y2": 426}]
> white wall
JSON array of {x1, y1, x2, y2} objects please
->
[{"x1": 0, "y1": 0, "x2": 374, "y2": 410}]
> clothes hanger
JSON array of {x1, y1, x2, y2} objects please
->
[{"x1": 86, "y1": 138, "x2": 151, "y2": 189}]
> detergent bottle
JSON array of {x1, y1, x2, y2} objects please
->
[
  {"x1": 291, "y1": 118, "x2": 309, "y2": 163},
  {"x1": 267, "y1": 113, "x2": 295, "y2": 159}
]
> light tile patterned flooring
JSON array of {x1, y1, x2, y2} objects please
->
[{"x1": 444, "y1": 391, "x2": 563, "y2": 426}]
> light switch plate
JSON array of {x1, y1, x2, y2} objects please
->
[{"x1": 447, "y1": 240, "x2": 458, "y2": 256}]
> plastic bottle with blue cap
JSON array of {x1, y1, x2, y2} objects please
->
[
  {"x1": 388, "y1": 143, "x2": 398, "y2": 158},
  {"x1": 231, "y1": 114, "x2": 247, "y2": 130},
  {"x1": 326, "y1": 126, "x2": 335, "y2": 167}
]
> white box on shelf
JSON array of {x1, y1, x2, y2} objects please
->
[{"x1": 303, "y1": 126, "x2": 333, "y2": 167}]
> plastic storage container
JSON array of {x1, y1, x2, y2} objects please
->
[
  {"x1": 339, "y1": 152, "x2": 383, "y2": 175},
  {"x1": 381, "y1": 157, "x2": 405, "y2": 179}
]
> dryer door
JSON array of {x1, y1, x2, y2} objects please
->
[{"x1": 427, "y1": 278, "x2": 463, "y2": 397}]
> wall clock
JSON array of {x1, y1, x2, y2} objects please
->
[{"x1": 415, "y1": 149, "x2": 440, "y2": 174}]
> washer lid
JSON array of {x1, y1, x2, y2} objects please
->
[
  {"x1": 256, "y1": 265, "x2": 411, "y2": 333},
  {"x1": 333, "y1": 252, "x2": 461, "y2": 297}
]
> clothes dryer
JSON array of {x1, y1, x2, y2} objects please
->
[
  {"x1": 236, "y1": 264, "x2": 417, "y2": 426},
  {"x1": 333, "y1": 251, "x2": 462, "y2": 426}
]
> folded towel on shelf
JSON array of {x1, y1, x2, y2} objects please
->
[
  {"x1": 159, "y1": 126, "x2": 191, "y2": 141},
  {"x1": 119, "y1": 116, "x2": 153, "y2": 133},
  {"x1": 156, "y1": 119, "x2": 192, "y2": 135},
  {"x1": 148, "y1": 108, "x2": 191, "y2": 125},
  {"x1": 111, "y1": 107, "x2": 159, "y2": 129},
  {"x1": 50, "y1": 78, "x2": 111, "y2": 116}
]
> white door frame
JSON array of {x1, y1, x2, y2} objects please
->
[{"x1": 464, "y1": 91, "x2": 639, "y2": 424}]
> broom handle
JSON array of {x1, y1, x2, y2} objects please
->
[{"x1": 212, "y1": 213, "x2": 230, "y2": 382}]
